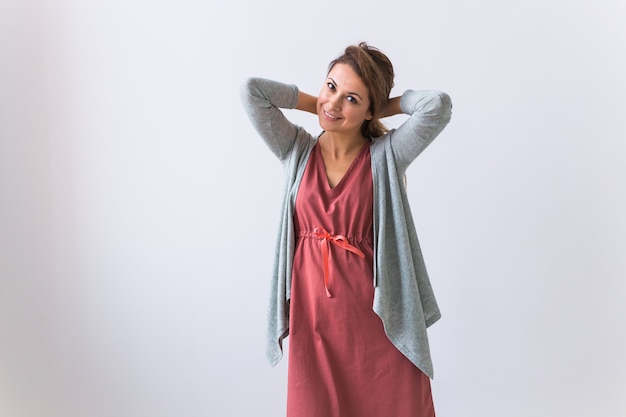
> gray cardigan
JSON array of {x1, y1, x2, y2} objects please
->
[{"x1": 240, "y1": 77, "x2": 452, "y2": 379}]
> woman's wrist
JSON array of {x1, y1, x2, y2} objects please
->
[
  {"x1": 380, "y1": 96, "x2": 402, "y2": 118},
  {"x1": 296, "y1": 91, "x2": 318, "y2": 114}
]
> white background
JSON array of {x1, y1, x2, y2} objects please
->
[{"x1": 1, "y1": 0, "x2": 625, "y2": 416}]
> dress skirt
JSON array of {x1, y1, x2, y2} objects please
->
[{"x1": 286, "y1": 142, "x2": 435, "y2": 417}]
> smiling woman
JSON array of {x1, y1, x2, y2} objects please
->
[
  {"x1": 241, "y1": 42, "x2": 452, "y2": 417},
  {"x1": 317, "y1": 64, "x2": 373, "y2": 142},
  {"x1": 2, "y1": 1, "x2": 625, "y2": 416}
]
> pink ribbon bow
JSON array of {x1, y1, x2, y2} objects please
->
[{"x1": 312, "y1": 227, "x2": 365, "y2": 297}]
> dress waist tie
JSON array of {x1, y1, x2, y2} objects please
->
[{"x1": 312, "y1": 227, "x2": 365, "y2": 298}]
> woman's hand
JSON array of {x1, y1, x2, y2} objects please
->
[{"x1": 296, "y1": 91, "x2": 318, "y2": 115}]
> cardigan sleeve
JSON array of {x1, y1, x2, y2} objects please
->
[
  {"x1": 240, "y1": 77, "x2": 301, "y2": 161},
  {"x1": 387, "y1": 89, "x2": 452, "y2": 170}
]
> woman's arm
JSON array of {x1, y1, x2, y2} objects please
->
[
  {"x1": 295, "y1": 91, "x2": 318, "y2": 114},
  {"x1": 380, "y1": 97, "x2": 402, "y2": 118},
  {"x1": 240, "y1": 78, "x2": 301, "y2": 160},
  {"x1": 388, "y1": 90, "x2": 452, "y2": 168}
]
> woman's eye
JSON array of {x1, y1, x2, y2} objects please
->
[
  {"x1": 347, "y1": 96, "x2": 357, "y2": 104},
  {"x1": 327, "y1": 82, "x2": 335, "y2": 90}
]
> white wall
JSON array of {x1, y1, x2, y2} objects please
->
[{"x1": 1, "y1": 0, "x2": 625, "y2": 416}]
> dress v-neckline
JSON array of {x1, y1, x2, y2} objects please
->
[{"x1": 315, "y1": 141, "x2": 369, "y2": 192}]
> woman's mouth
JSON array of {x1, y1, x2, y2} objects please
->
[{"x1": 323, "y1": 110, "x2": 340, "y2": 120}]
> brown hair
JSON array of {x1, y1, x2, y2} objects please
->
[{"x1": 328, "y1": 42, "x2": 395, "y2": 138}]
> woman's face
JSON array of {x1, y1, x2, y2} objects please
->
[{"x1": 317, "y1": 63, "x2": 372, "y2": 137}]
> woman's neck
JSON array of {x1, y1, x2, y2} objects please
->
[{"x1": 319, "y1": 131, "x2": 368, "y2": 159}]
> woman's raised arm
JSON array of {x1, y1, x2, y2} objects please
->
[
  {"x1": 295, "y1": 91, "x2": 318, "y2": 115},
  {"x1": 379, "y1": 96, "x2": 402, "y2": 119}
]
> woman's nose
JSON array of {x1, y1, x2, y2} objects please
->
[{"x1": 329, "y1": 94, "x2": 341, "y2": 109}]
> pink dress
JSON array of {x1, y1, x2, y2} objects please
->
[{"x1": 287, "y1": 142, "x2": 435, "y2": 417}]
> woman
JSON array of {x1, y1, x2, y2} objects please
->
[{"x1": 241, "y1": 42, "x2": 452, "y2": 417}]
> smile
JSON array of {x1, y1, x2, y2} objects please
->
[{"x1": 323, "y1": 110, "x2": 340, "y2": 120}]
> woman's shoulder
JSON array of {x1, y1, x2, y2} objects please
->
[{"x1": 369, "y1": 131, "x2": 393, "y2": 149}]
